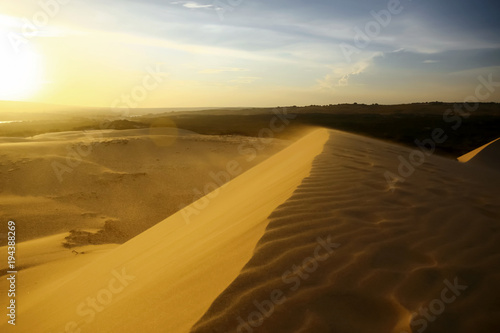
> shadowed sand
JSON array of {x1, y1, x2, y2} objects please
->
[
  {"x1": 191, "y1": 131, "x2": 500, "y2": 333},
  {"x1": 0, "y1": 128, "x2": 328, "y2": 333}
]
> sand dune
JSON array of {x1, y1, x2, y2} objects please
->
[
  {"x1": 192, "y1": 130, "x2": 500, "y2": 333},
  {"x1": 0, "y1": 128, "x2": 328, "y2": 333},
  {"x1": 1, "y1": 233, "x2": 117, "y2": 309},
  {"x1": 458, "y1": 137, "x2": 500, "y2": 169},
  {"x1": 2, "y1": 128, "x2": 499, "y2": 333},
  {"x1": 0, "y1": 128, "x2": 287, "y2": 243}
]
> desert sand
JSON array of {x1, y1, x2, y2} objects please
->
[
  {"x1": 193, "y1": 130, "x2": 500, "y2": 333},
  {"x1": 458, "y1": 137, "x2": 500, "y2": 167},
  {"x1": 1, "y1": 128, "x2": 499, "y2": 333},
  {"x1": 0, "y1": 127, "x2": 287, "y2": 243},
  {"x1": 0, "y1": 127, "x2": 328, "y2": 332}
]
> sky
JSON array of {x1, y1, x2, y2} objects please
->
[{"x1": 0, "y1": 0, "x2": 499, "y2": 108}]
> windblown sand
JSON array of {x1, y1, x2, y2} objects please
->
[
  {"x1": 0, "y1": 127, "x2": 287, "y2": 243},
  {"x1": 1, "y1": 128, "x2": 499, "y2": 333}
]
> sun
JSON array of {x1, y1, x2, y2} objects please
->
[{"x1": 0, "y1": 33, "x2": 43, "y2": 101}]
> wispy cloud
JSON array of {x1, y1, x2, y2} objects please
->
[
  {"x1": 317, "y1": 59, "x2": 372, "y2": 89},
  {"x1": 170, "y1": 1, "x2": 213, "y2": 9}
]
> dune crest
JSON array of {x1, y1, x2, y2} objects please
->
[{"x1": 458, "y1": 137, "x2": 500, "y2": 169}]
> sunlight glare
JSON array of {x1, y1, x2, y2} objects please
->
[{"x1": 0, "y1": 39, "x2": 43, "y2": 101}]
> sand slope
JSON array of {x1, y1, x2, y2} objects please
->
[
  {"x1": 192, "y1": 130, "x2": 500, "y2": 333},
  {"x1": 0, "y1": 128, "x2": 328, "y2": 333},
  {"x1": 458, "y1": 137, "x2": 500, "y2": 169},
  {"x1": 0, "y1": 128, "x2": 286, "y2": 243}
]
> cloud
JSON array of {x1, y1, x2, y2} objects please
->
[
  {"x1": 170, "y1": 1, "x2": 213, "y2": 9},
  {"x1": 95, "y1": 31, "x2": 286, "y2": 63},
  {"x1": 184, "y1": 2, "x2": 213, "y2": 9},
  {"x1": 317, "y1": 48, "x2": 500, "y2": 99},
  {"x1": 336, "y1": 64, "x2": 368, "y2": 87},
  {"x1": 317, "y1": 59, "x2": 372, "y2": 89}
]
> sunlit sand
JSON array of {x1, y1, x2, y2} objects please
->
[{"x1": 1, "y1": 127, "x2": 498, "y2": 333}]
